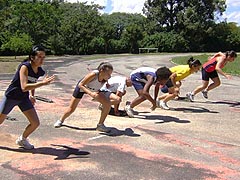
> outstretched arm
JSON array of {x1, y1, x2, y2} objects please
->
[{"x1": 20, "y1": 65, "x2": 55, "y2": 92}]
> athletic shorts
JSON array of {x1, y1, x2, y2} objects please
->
[
  {"x1": 160, "y1": 79, "x2": 173, "y2": 93},
  {"x1": 72, "y1": 85, "x2": 85, "y2": 99},
  {"x1": 131, "y1": 75, "x2": 146, "y2": 90},
  {"x1": 202, "y1": 68, "x2": 219, "y2": 81},
  {"x1": 101, "y1": 91, "x2": 112, "y2": 100},
  {"x1": 0, "y1": 95, "x2": 34, "y2": 114}
]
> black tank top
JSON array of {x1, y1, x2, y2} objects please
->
[{"x1": 5, "y1": 61, "x2": 45, "y2": 100}]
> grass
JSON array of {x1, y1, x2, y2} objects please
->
[
  {"x1": 172, "y1": 53, "x2": 240, "y2": 76},
  {"x1": 0, "y1": 56, "x2": 27, "y2": 74}
]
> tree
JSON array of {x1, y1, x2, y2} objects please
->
[
  {"x1": 143, "y1": 0, "x2": 226, "y2": 32},
  {"x1": 59, "y1": 2, "x2": 103, "y2": 54},
  {"x1": 8, "y1": 1, "x2": 61, "y2": 45},
  {"x1": 141, "y1": 31, "x2": 188, "y2": 52},
  {"x1": 1, "y1": 33, "x2": 32, "y2": 58},
  {"x1": 122, "y1": 23, "x2": 144, "y2": 53},
  {"x1": 143, "y1": 0, "x2": 228, "y2": 51}
]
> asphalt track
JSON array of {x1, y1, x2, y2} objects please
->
[{"x1": 0, "y1": 54, "x2": 239, "y2": 180}]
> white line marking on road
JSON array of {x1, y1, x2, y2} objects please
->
[{"x1": 88, "y1": 135, "x2": 106, "y2": 141}]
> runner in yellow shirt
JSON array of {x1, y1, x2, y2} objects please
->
[{"x1": 156, "y1": 57, "x2": 201, "y2": 110}]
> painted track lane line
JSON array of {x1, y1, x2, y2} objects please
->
[{"x1": 88, "y1": 135, "x2": 106, "y2": 141}]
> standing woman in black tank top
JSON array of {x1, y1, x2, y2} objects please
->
[{"x1": 0, "y1": 45, "x2": 55, "y2": 149}]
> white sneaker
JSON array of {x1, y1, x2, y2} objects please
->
[
  {"x1": 202, "y1": 90, "x2": 208, "y2": 99},
  {"x1": 54, "y1": 120, "x2": 63, "y2": 128},
  {"x1": 159, "y1": 101, "x2": 170, "y2": 110},
  {"x1": 186, "y1": 92, "x2": 194, "y2": 102},
  {"x1": 125, "y1": 105, "x2": 134, "y2": 118},
  {"x1": 16, "y1": 136, "x2": 34, "y2": 150},
  {"x1": 96, "y1": 124, "x2": 110, "y2": 133}
]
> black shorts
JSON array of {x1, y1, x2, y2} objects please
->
[
  {"x1": 202, "y1": 68, "x2": 219, "y2": 81},
  {"x1": 0, "y1": 95, "x2": 33, "y2": 114},
  {"x1": 160, "y1": 79, "x2": 173, "y2": 93},
  {"x1": 72, "y1": 85, "x2": 85, "y2": 99}
]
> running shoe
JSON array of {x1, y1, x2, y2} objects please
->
[
  {"x1": 125, "y1": 105, "x2": 134, "y2": 118},
  {"x1": 186, "y1": 92, "x2": 194, "y2": 102},
  {"x1": 156, "y1": 99, "x2": 161, "y2": 107},
  {"x1": 202, "y1": 90, "x2": 208, "y2": 99},
  {"x1": 96, "y1": 124, "x2": 110, "y2": 133},
  {"x1": 16, "y1": 136, "x2": 34, "y2": 150},
  {"x1": 54, "y1": 120, "x2": 63, "y2": 128},
  {"x1": 159, "y1": 100, "x2": 170, "y2": 110}
]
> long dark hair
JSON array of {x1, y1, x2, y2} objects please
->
[
  {"x1": 187, "y1": 57, "x2": 202, "y2": 68},
  {"x1": 225, "y1": 50, "x2": 237, "y2": 58},
  {"x1": 23, "y1": 45, "x2": 46, "y2": 62}
]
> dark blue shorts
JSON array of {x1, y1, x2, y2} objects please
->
[
  {"x1": 131, "y1": 75, "x2": 146, "y2": 91},
  {"x1": 0, "y1": 95, "x2": 34, "y2": 114},
  {"x1": 160, "y1": 79, "x2": 173, "y2": 93},
  {"x1": 72, "y1": 85, "x2": 85, "y2": 99},
  {"x1": 202, "y1": 68, "x2": 219, "y2": 81}
]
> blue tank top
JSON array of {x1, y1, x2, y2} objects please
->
[
  {"x1": 5, "y1": 61, "x2": 45, "y2": 100},
  {"x1": 130, "y1": 67, "x2": 157, "y2": 83}
]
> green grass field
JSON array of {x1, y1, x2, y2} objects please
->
[{"x1": 172, "y1": 54, "x2": 240, "y2": 76}]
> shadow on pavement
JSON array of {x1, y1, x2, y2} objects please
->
[
  {"x1": 136, "y1": 114, "x2": 190, "y2": 124},
  {"x1": 0, "y1": 144, "x2": 90, "y2": 160},
  {"x1": 210, "y1": 100, "x2": 240, "y2": 107},
  {"x1": 174, "y1": 106, "x2": 219, "y2": 113},
  {"x1": 61, "y1": 124, "x2": 96, "y2": 131},
  {"x1": 100, "y1": 127, "x2": 141, "y2": 137}
]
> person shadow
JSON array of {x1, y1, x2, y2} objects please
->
[
  {"x1": 99, "y1": 127, "x2": 141, "y2": 137},
  {"x1": 173, "y1": 106, "x2": 219, "y2": 113},
  {"x1": 136, "y1": 114, "x2": 190, "y2": 124},
  {"x1": 62, "y1": 124, "x2": 141, "y2": 137},
  {"x1": 61, "y1": 124, "x2": 96, "y2": 131},
  {"x1": 210, "y1": 100, "x2": 240, "y2": 108},
  {"x1": 0, "y1": 144, "x2": 90, "y2": 160}
]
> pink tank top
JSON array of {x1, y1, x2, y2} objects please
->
[{"x1": 203, "y1": 57, "x2": 225, "y2": 73}]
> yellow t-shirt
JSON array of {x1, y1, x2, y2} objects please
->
[{"x1": 170, "y1": 65, "x2": 191, "y2": 82}]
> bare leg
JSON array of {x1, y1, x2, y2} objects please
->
[
  {"x1": 158, "y1": 93, "x2": 169, "y2": 100},
  {"x1": 0, "y1": 113, "x2": 7, "y2": 125},
  {"x1": 95, "y1": 92, "x2": 111, "y2": 124},
  {"x1": 130, "y1": 89, "x2": 146, "y2": 108},
  {"x1": 22, "y1": 108, "x2": 40, "y2": 139},
  {"x1": 160, "y1": 87, "x2": 178, "y2": 103},
  {"x1": 192, "y1": 80, "x2": 209, "y2": 95},
  {"x1": 206, "y1": 77, "x2": 221, "y2": 92},
  {"x1": 60, "y1": 97, "x2": 80, "y2": 122},
  {"x1": 109, "y1": 93, "x2": 121, "y2": 115}
]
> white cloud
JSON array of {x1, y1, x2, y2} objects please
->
[
  {"x1": 111, "y1": 0, "x2": 145, "y2": 14},
  {"x1": 223, "y1": 0, "x2": 240, "y2": 25},
  {"x1": 223, "y1": 11, "x2": 240, "y2": 24},
  {"x1": 226, "y1": 0, "x2": 240, "y2": 8},
  {"x1": 66, "y1": 0, "x2": 145, "y2": 14},
  {"x1": 67, "y1": 0, "x2": 107, "y2": 7}
]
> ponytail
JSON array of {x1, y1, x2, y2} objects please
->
[
  {"x1": 187, "y1": 57, "x2": 202, "y2": 67},
  {"x1": 225, "y1": 50, "x2": 237, "y2": 58}
]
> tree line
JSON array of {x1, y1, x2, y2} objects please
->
[{"x1": 0, "y1": 0, "x2": 239, "y2": 56}]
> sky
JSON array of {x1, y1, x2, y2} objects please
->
[{"x1": 67, "y1": 0, "x2": 240, "y2": 25}]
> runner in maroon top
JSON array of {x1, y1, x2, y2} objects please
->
[{"x1": 187, "y1": 50, "x2": 237, "y2": 102}]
